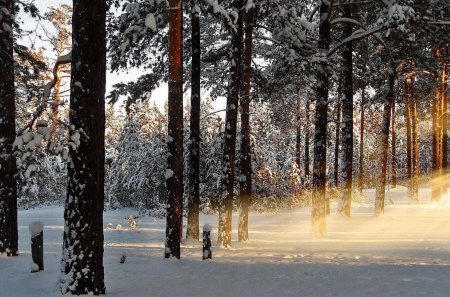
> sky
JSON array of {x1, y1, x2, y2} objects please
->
[{"x1": 20, "y1": 0, "x2": 226, "y2": 116}]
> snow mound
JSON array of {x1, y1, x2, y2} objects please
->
[
  {"x1": 203, "y1": 224, "x2": 213, "y2": 232},
  {"x1": 29, "y1": 222, "x2": 44, "y2": 237}
]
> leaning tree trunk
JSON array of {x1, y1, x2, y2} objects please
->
[
  {"x1": 0, "y1": 0, "x2": 18, "y2": 257},
  {"x1": 405, "y1": 78, "x2": 413, "y2": 199},
  {"x1": 358, "y1": 86, "x2": 365, "y2": 194},
  {"x1": 311, "y1": 0, "x2": 330, "y2": 236},
  {"x1": 238, "y1": 5, "x2": 254, "y2": 243},
  {"x1": 337, "y1": 4, "x2": 353, "y2": 217},
  {"x1": 59, "y1": 0, "x2": 106, "y2": 294},
  {"x1": 186, "y1": 0, "x2": 201, "y2": 241},
  {"x1": 218, "y1": 0, "x2": 244, "y2": 247},
  {"x1": 391, "y1": 100, "x2": 397, "y2": 188},
  {"x1": 374, "y1": 61, "x2": 396, "y2": 216},
  {"x1": 411, "y1": 80, "x2": 419, "y2": 201},
  {"x1": 165, "y1": 0, "x2": 184, "y2": 258},
  {"x1": 432, "y1": 86, "x2": 442, "y2": 201}
]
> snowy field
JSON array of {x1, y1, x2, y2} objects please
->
[{"x1": 2, "y1": 186, "x2": 450, "y2": 297}]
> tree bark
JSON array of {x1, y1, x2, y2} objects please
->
[
  {"x1": 60, "y1": 0, "x2": 106, "y2": 294},
  {"x1": 0, "y1": 0, "x2": 18, "y2": 257},
  {"x1": 218, "y1": 0, "x2": 244, "y2": 247},
  {"x1": 374, "y1": 61, "x2": 396, "y2": 216},
  {"x1": 165, "y1": 0, "x2": 184, "y2": 258},
  {"x1": 311, "y1": 0, "x2": 331, "y2": 236},
  {"x1": 186, "y1": 0, "x2": 201, "y2": 241},
  {"x1": 52, "y1": 75, "x2": 61, "y2": 142},
  {"x1": 405, "y1": 79, "x2": 413, "y2": 199},
  {"x1": 334, "y1": 94, "x2": 341, "y2": 188},
  {"x1": 432, "y1": 86, "x2": 441, "y2": 201},
  {"x1": 411, "y1": 80, "x2": 419, "y2": 201},
  {"x1": 238, "y1": 5, "x2": 254, "y2": 243},
  {"x1": 305, "y1": 100, "x2": 311, "y2": 180},
  {"x1": 441, "y1": 64, "x2": 448, "y2": 194},
  {"x1": 296, "y1": 98, "x2": 302, "y2": 170},
  {"x1": 337, "y1": 4, "x2": 353, "y2": 217},
  {"x1": 358, "y1": 87, "x2": 365, "y2": 194},
  {"x1": 391, "y1": 100, "x2": 397, "y2": 188}
]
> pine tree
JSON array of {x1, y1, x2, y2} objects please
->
[
  {"x1": 0, "y1": 0, "x2": 18, "y2": 257},
  {"x1": 337, "y1": 4, "x2": 354, "y2": 217},
  {"x1": 218, "y1": 0, "x2": 244, "y2": 248},
  {"x1": 186, "y1": 0, "x2": 201, "y2": 241},
  {"x1": 238, "y1": 2, "x2": 254, "y2": 243},
  {"x1": 311, "y1": 0, "x2": 330, "y2": 236},
  {"x1": 165, "y1": 0, "x2": 184, "y2": 259},
  {"x1": 59, "y1": 0, "x2": 106, "y2": 294}
]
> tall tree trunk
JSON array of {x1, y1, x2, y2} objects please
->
[
  {"x1": 218, "y1": 0, "x2": 244, "y2": 247},
  {"x1": 432, "y1": 86, "x2": 441, "y2": 201},
  {"x1": 358, "y1": 87, "x2": 365, "y2": 194},
  {"x1": 337, "y1": 4, "x2": 353, "y2": 217},
  {"x1": 374, "y1": 62, "x2": 396, "y2": 216},
  {"x1": 186, "y1": 0, "x2": 201, "y2": 241},
  {"x1": 59, "y1": 0, "x2": 106, "y2": 294},
  {"x1": 165, "y1": 0, "x2": 184, "y2": 258},
  {"x1": 441, "y1": 64, "x2": 448, "y2": 194},
  {"x1": 296, "y1": 98, "x2": 302, "y2": 170},
  {"x1": 411, "y1": 80, "x2": 419, "y2": 201},
  {"x1": 405, "y1": 79, "x2": 413, "y2": 199},
  {"x1": 311, "y1": 0, "x2": 331, "y2": 236},
  {"x1": 334, "y1": 95, "x2": 341, "y2": 187},
  {"x1": 238, "y1": 5, "x2": 254, "y2": 243},
  {"x1": 305, "y1": 100, "x2": 311, "y2": 180},
  {"x1": 391, "y1": 100, "x2": 397, "y2": 188},
  {"x1": 0, "y1": 0, "x2": 18, "y2": 257},
  {"x1": 52, "y1": 75, "x2": 62, "y2": 142}
]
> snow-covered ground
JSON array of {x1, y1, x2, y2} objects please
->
[{"x1": 2, "y1": 186, "x2": 450, "y2": 297}]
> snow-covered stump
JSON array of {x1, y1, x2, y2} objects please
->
[
  {"x1": 202, "y1": 224, "x2": 212, "y2": 260},
  {"x1": 29, "y1": 222, "x2": 44, "y2": 273}
]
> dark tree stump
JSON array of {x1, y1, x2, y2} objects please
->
[
  {"x1": 203, "y1": 224, "x2": 212, "y2": 260},
  {"x1": 29, "y1": 222, "x2": 44, "y2": 272}
]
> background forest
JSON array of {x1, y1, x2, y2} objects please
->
[{"x1": 0, "y1": 0, "x2": 449, "y2": 295}]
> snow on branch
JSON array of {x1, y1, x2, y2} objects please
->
[
  {"x1": 19, "y1": 51, "x2": 72, "y2": 134},
  {"x1": 327, "y1": 23, "x2": 391, "y2": 57},
  {"x1": 202, "y1": 0, "x2": 237, "y2": 33},
  {"x1": 330, "y1": 17, "x2": 387, "y2": 54}
]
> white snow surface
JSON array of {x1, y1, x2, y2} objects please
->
[{"x1": 2, "y1": 187, "x2": 450, "y2": 296}]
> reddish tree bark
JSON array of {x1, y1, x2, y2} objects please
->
[
  {"x1": 411, "y1": 80, "x2": 419, "y2": 201},
  {"x1": 165, "y1": 0, "x2": 184, "y2": 258},
  {"x1": 374, "y1": 61, "x2": 396, "y2": 216},
  {"x1": 441, "y1": 64, "x2": 448, "y2": 194},
  {"x1": 432, "y1": 86, "x2": 441, "y2": 201}
]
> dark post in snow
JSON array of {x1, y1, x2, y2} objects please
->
[
  {"x1": 202, "y1": 224, "x2": 212, "y2": 260},
  {"x1": 29, "y1": 222, "x2": 44, "y2": 272}
]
